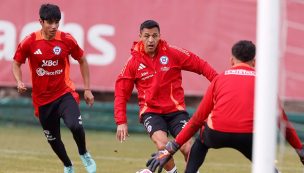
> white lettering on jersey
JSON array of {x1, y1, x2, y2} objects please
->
[
  {"x1": 225, "y1": 69, "x2": 255, "y2": 76},
  {"x1": 36, "y1": 68, "x2": 63, "y2": 76},
  {"x1": 41, "y1": 60, "x2": 58, "y2": 67}
]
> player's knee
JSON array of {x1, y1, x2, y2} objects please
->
[
  {"x1": 151, "y1": 131, "x2": 169, "y2": 150},
  {"x1": 67, "y1": 122, "x2": 83, "y2": 132},
  {"x1": 43, "y1": 130, "x2": 57, "y2": 141}
]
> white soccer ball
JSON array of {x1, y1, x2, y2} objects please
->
[{"x1": 136, "y1": 168, "x2": 152, "y2": 173}]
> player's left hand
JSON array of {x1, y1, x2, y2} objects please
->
[
  {"x1": 146, "y1": 141, "x2": 180, "y2": 173},
  {"x1": 146, "y1": 149, "x2": 172, "y2": 173},
  {"x1": 84, "y1": 90, "x2": 94, "y2": 107},
  {"x1": 296, "y1": 147, "x2": 304, "y2": 165},
  {"x1": 17, "y1": 81, "x2": 27, "y2": 93}
]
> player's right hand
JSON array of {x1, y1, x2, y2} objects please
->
[
  {"x1": 296, "y1": 147, "x2": 304, "y2": 165},
  {"x1": 17, "y1": 81, "x2": 27, "y2": 93},
  {"x1": 116, "y1": 124, "x2": 129, "y2": 142}
]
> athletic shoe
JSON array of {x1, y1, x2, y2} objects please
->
[
  {"x1": 64, "y1": 165, "x2": 74, "y2": 173},
  {"x1": 80, "y1": 152, "x2": 96, "y2": 173}
]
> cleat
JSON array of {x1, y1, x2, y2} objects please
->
[
  {"x1": 64, "y1": 165, "x2": 74, "y2": 173},
  {"x1": 80, "y1": 152, "x2": 96, "y2": 173}
]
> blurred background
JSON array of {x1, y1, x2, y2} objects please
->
[
  {"x1": 1, "y1": 0, "x2": 303, "y2": 133},
  {"x1": 0, "y1": 0, "x2": 304, "y2": 172}
]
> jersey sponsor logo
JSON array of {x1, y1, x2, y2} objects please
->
[
  {"x1": 53, "y1": 46, "x2": 61, "y2": 55},
  {"x1": 141, "y1": 72, "x2": 148, "y2": 77},
  {"x1": 36, "y1": 68, "x2": 63, "y2": 76},
  {"x1": 138, "y1": 63, "x2": 146, "y2": 70},
  {"x1": 141, "y1": 74, "x2": 154, "y2": 80},
  {"x1": 33, "y1": 49, "x2": 42, "y2": 55},
  {"x1": 161, "y1": 66, "x2": 170, "y2": 71},
  {"x1": 159, "y1": 56, "x2": 169, "y2": 65},
  {"x1": 225, "y1": 69, "x2": 255, "y2": 76},
  {"x1": 42, "y1": 60, "x2": 58, "y2": 67}
]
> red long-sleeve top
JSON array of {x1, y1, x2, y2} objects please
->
[
  {"x1": 175, "y1": 64, "x2": 302, "y2": 149},
  {"x1": 114, "y1": 40, "x2": 217, "y2": 125}
]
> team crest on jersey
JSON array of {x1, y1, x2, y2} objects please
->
[
  {"x1": 53, "y1": 46, "x2": 61, "y2": 55},
  {"x1": 159, "y1": 56, "x2": 169, "y2": 65}
]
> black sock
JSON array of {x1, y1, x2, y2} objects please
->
[{"x1": 48, "y1": 139, "x2": 72, "y2": 167}]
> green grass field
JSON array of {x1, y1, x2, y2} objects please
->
[{"x1": 0, "y1": 124, "x2": 303, "y2": 173}]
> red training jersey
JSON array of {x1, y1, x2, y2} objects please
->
[
  {"x1": 114, "y1": 40, "x2": 217, "y2": 125},
  {"x1": 175, "y1": 64, "x2": 302, "y2": 149},
  {"x1": 13, "y1": 30, "x2": 83, "y2": 116}
]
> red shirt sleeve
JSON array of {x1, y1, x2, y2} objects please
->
[
  {"x1": 65, "y1": 33, "x2": 84, "y2": 60},
  {"x1": 13, "y1": 35, "x2": 31, "y2": 64},
  {"x1": 279, "y1": 107, "x2": 302, "y2": 149},
  {"x1": 114, "y1": 58, "x2": 136, "y2": 125},
  {"x1": 175, "y1": 78, "x2": 216, "y2": 146},
  {"x1": 172, "y1": 46, "x2": 218, "y2": 82}
]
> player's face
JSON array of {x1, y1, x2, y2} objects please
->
[
  {"x1": 40, "y1": 19, "x2": 60, "y2": 40},
  {"x1": 139, "y1": 27, "x2": 160, "y2": 57}
]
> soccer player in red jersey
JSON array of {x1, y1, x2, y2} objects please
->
[
  {"x1": 114, "y1": 20, "x2": 218, "y2": 173},
  {"x1": 12, "y1": 4, "x2": 96, "y2": 173},
  {"x1": 146, "y1": 40, "x2": 304, "y2": 173}
]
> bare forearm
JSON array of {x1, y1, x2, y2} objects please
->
[
  {"x1": 79, "y1": 57, "x2": 91, "y2": 89},
  {"x1": 12, "y1": 61, "x2": 23, "y2": 83}
]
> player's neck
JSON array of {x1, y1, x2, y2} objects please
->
[{"x1": 41, "y1": 30, "x2": 55, "y2": 40}]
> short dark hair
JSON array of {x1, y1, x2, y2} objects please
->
[
  {"x1": 232, "y1": 40, "x2": 256, "y2": 62},
  {"x1": 140, "y1": 20, "x2": 160, "y2": 33},
  {"x1": 39, "y1": 3, "x2": 61, "y2": 21}
]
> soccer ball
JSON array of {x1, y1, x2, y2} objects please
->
[{"x1": 136, "y1": 168, "x2": 152, "y2": 173}]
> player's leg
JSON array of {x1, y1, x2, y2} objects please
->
[
  {"x1": 230, "y1": 133, "x2": 253, "y2": 161},
  {"x1": 38, "y1": 98, "x2": 73, "y2": 170},
  {"x1": 167, "y1": 111, "x2": 192, "y2": 161},
  {"x1": 142, "y1": 113, "x2": 177, "y2": 173},
  {"x1": 60, "y1": 93, "x2": 96, "y2": 173},
  {"x1": 231, "y1": 134, "x2": 280, "y2": 173},
  {"x1": 60, "y1": 93, "x2": 87, "y2": 154},
  {"x1": 184, "y1": 132, "x2": 209, "y2": 173}
]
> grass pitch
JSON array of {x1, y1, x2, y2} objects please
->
[{"x1": 0, "y1": 124, "x2": 303, "y2": 173}]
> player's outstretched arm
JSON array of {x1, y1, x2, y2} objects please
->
[
  {"x1": 146, "y1": 141, "x2": 180, "y2": 173},
  {"x1": 296, "y1": 146, "x2": 304, "y2": 165}
]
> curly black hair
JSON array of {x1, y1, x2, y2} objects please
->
[{"x1": 232, "y1": 40, "x2": 256, "y2": 62}]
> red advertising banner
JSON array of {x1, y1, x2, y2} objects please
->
[{"x1": 0, "y1": 0, "x2": 303, "y2": 100}]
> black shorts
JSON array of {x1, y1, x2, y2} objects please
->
[
  {"x1": 141, "y1": 111, "x2": 190, "y2": 137},
  {"x1": 201, "y1": 124, "x2": 253, "y2": 160}
]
